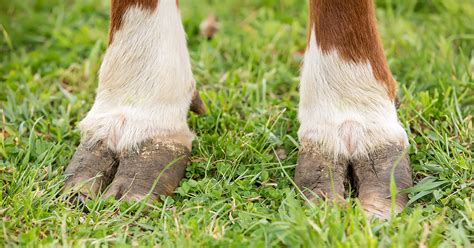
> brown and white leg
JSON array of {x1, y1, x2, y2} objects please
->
[
  {"x1": 64, "y1": 0, "x2": 204, "y2": 201},
  {"x1": 296, "y1": 0, "x2": 412, "y2": 218}
]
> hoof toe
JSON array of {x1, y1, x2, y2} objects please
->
[
  {"x1": 361, "y1": 197, "x2": 395, "y2": 219},
  {"x1": 353, "y1": 145, "x2": 412, "y2": 219},
  {"x1": 63, "y1": 141, "x2": 118, "y2": 199},
  {"x1": 104, "y1": 140, "x2": 190, "y2": 202},
  {"x1": 295, "y1": 143, "x2": 349, "y2": 201}
]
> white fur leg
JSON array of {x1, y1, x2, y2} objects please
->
[
  {"x1": 80, "y1": 0, "x2": 194, "y2": 151},
  {"x1": 298, "y1": 31, "x2": 408, "y2": 159}
]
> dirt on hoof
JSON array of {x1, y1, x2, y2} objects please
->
[
  {"x1": 103, "y1": 140, "x2": 190, "y2": 201},
  {"x1": 63, "y1": 141, "x2": 118, "y2": 200},
  {"x1": 295, "y1": 143, "x2": 349, "y2": 201},
  {"x1": 352, "y1": 145, "x2": 412, "y2": 219}
]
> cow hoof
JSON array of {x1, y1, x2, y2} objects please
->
[
  {"x1": 352, "y1": 144, "x2": 412, "y2": 219},
  {"x1": 63, "y1": 141, "x2": 118, "y2": 200},
  {"x1": 295, "y1": 142, "x2": 412, "y2": 218},
  {"x1": 103, "y1": 140, "x2": 190, "y2": 202},
  {"x1": 295, "y1": 143, "x2": 349, "y2": 202}
]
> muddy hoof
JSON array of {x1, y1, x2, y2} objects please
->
[
  {"x1": 103, "y1": 141, "x2": 190, "y2": 201},
  {"x1": 352, "y1": 145, "x2": 412, "y2": 219},
  {"x1": 63, "y1": 141, "x2": 118, "y2": 200},
  {"x1": 295, "y1": 143, "x2": 348, "y2": 201}
]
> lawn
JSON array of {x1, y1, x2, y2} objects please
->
[{"x1": 0, "y1": 0, "x2": 473, "y2": 246}]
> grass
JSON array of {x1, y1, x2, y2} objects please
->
[{"x1": 0, "y1": 0, "x2": 473, "y2": 246}]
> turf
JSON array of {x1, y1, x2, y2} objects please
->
[{"x1": 0, "y1": 0, "x2": 473, "y2": 246}]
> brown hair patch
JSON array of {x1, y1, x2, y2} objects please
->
[
  {"x1": 109, "y1": 0, "x2": 159, "y2": 45},
  {"x1": 308, "y1": 0, "x2": 397, "y2": 99}
]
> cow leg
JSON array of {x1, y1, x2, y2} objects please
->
[
  {"x1": 296, "y1": 0, "x2": 412, "y2": 218},
  {"x1": 64, "y1": 0, "x2": 204, "y2": 201}
]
